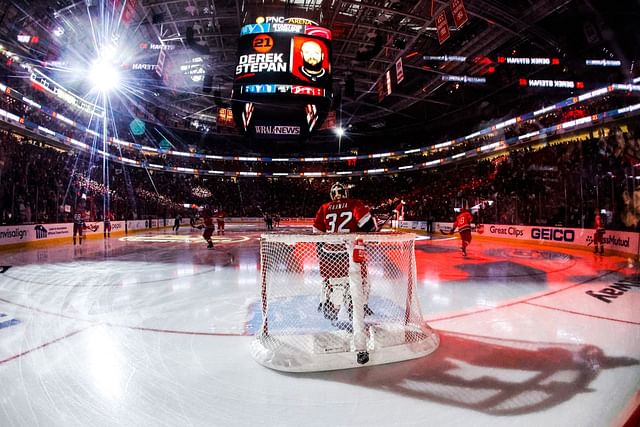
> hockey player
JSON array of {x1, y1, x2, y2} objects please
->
[
  {"x1": 72, "y1": 206, "x2": 85, "y2": 245},
  {"x1": 313, "y1": 182, "x2": 377, "y2": 320},
  {"x1": 172, "y1": 214, "x2": 182, "y2": 234},
  {"x1": 393, "y1": 199, "x2": 406, "y2": 229},
  {"x1": 103, "y1": 211, "x2": 114, "y2": 239},
  {"x1": 201, "y1": 209, "x2": 216, "y2": 249},
  {"x1": 451, "y1": 207, "x2": 474, "y2": 256},
  {"x1": 216, "y1": 209, "x2": 225, "y2": 235},
  {"x1": 593, "y1": 211, "x2": 605, "y2": 255}
]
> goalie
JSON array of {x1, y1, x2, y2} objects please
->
[{"x1": 313, "y1": 182, "x2": 377, "y2": 321}]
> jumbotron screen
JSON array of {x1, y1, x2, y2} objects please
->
[{"x1": 231, "y1": 17, "x2": 333, "y2": 140}]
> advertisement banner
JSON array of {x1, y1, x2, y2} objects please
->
[
  {"x1": 0, "y1": 223, "x2": 72, "y2": 245},
  {"x1": 408, "y1": 221, "x2": 639, "y2": 256}
]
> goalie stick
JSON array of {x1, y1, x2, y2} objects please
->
[{"x1": 376, "y1": 212, "x2": 395, "y2": 230}]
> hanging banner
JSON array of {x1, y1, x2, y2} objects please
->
[
  {"x1": 450, "y1": 0, "x2": 469, "y2": 28},
  {"x1": 436, "y1": 11, "x2": 451, "y2": 45},
  {"x1": 395, "y1": 58, "x2": 404, "y2": 84},
  {"x1": 377, "y1": 80, "x2": 385, "y2": 102}
]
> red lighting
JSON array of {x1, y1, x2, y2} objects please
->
[
  {"x1": 552, "y1": 58, "x2": 560, "y2": 65},
  {"x1": 519, "y1": 78, "x2": 528, "y2": 86},
  {"x1": 487, "y1": 66, "x2": 495, "y2": 74},
  {"x1": 474, "y1": 56, "x2": 492, "y2": 64},
  {"x1": 497, "y1": 56, "x2": 505, "y2": 63},
  {"x1": 576, "y1": 81, "x2": 585, "y2": 89},
  {"x1": 31, "y1": 36, "x2": 39, "y2": 44},
  {"x1": 405, "y1": 51, "x2": 419, "y2": 59}
]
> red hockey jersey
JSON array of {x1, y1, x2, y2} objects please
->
[
  {"x1": 313, "y1": 198, "x2": 373, "y2": 233},
  {"x1": 453, "y1": 211, "x2": 473, "y2": 232}
]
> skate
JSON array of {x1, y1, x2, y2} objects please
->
[{"x1": 318, "y1": 300, "x2": 338, "y2": 321}]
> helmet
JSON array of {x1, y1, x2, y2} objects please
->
[{"x1": 330, "y1": 182, "x2": 348, "y2": 200}]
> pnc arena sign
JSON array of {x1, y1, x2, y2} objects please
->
[{"x1": 256, "y1": 16, "x2": 319, "y2": 25}]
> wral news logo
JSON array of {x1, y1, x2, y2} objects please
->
[{"x1": 34, "y1": 224, "x2": 48, "y2": 239}]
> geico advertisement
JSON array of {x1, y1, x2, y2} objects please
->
[
  {"x1": 420, "y1": 221, "x2": 638, "y2": 255},
  {"x1": 479, "y1": 223, "x2": 638, "y2": 254}
]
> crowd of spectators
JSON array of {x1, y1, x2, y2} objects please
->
[
  {"x1": 2, "y1": 61, "x2": 640, "y2": 231},
  {"x1": 2, "y1": 120, "x2": 640, "y2": 231}
]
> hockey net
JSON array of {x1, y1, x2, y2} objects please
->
[{"x1": 252, "y1": 232, "x2": 439, "y2": 372}]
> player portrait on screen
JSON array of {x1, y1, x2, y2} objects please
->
[{"x1": 291, "y1": 36, "x2": 330, "y2": 86}]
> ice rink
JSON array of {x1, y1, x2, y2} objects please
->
[{"x1": 0, "y1": 223, "x2": 638, "y2": 427}]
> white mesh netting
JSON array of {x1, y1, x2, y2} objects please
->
[{"x1": 251, "y1": 232, "x2": 439, "y2": 372}]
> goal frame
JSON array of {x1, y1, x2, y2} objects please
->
[{"x1": 253, "y1": 232, "x2": 439, "y2": 372}]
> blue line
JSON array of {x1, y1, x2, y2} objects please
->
[{"x1": 0, "y1": 319, "x2": 20, "y2": 329}]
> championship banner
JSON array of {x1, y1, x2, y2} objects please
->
[
  {"x1": 110, "y1": 0, "x2": 137, "y2": 26},
  {"x1": 395, "y1": 58, "x2": 404, "y2": 84},
  {"x1": 319, "y1": 110, "x2": 336, "y2": 130},
  {"x1": 377, "y1": 79, "x2": 386, "y2": 103},
  {"x1": 450, "y1": 0, "x2": 469, "y2": 29},
  {"x1": 436, "y1": 11, "x2": 451, "y2": 45}
]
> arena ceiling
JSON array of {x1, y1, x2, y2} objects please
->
[{"x1": 1, "y1": 0, "x2": 639, "y2": 145}]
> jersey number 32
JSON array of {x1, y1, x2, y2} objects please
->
[{"x1": 326, "y1": 212, "x2": 353, "y2": 232}]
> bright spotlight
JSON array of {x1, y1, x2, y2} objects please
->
[
  {"x1": 336, "y1": 127, "x2": 345, "y2": 137},
  {"x1": 89, "y1": 59, "x2": 120, "y2": 92}
]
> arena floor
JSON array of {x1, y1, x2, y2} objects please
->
[{"x1": 0, "y1": 223, "x2": 638, "y2": 427}]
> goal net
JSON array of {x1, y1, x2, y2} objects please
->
[{"x1": 252, "y1": 232, "x2": 439, "y2": 372}]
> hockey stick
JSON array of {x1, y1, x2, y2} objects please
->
[
  {"x1": 439, "y1": 227, "x2": 455, "y2": 235},
  {"x1": 376, "y1": 212, "x2": 395, "y2": 230}
]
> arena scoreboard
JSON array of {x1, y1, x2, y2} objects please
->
[{"x1": 231, "y1": 17, "x2": 333, "y2": 140}]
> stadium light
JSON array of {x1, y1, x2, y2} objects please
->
[
  {"x1": 335, "y1": 127, "x2": 345, "y2": 137},
  {"x1": 89, "y1": 59, "x2": 120, "y2": 92},
  {"x1": 88, "y1": 45, "x2": 121, "y2": 92}
]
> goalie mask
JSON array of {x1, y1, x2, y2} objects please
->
[{"x1": 330, "y1": 182, "x2": 348, "y2": 200}]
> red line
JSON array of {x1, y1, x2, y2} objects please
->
[
  {"x1": 0, "y1": 298, "x2": 247, "y2": 336},
  {"x1": 524, "y1": 301, "x2": 640, "y2": 325},
  {"x1": 0, "y1": 297, "x2": 79, "y2": 320},
  {"x1": 109, "y1": 324, "x2": 247, "y2": 336},
  {"x1": 0, "y1": 326, "x2": 92, "y2": 365}
]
